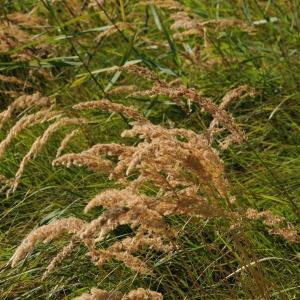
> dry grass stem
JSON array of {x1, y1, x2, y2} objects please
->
[
  {"x1": 8, "y1": 117, "x2": 84, "y2": 194},
  {"x1": 53, "y1": 152, "x2": 112, "y2": 173},
  {"x1": 108, "y1": 85, "x2": 138, "y2": 96},
  {"x1": 207, "y1": 85, "x2": 256, "y2": 147},
  {"x1": 139, "y1": 0, "x2": 185, "y2": 11},
  {"x1": 74, "y1": 287, "x2": 163, "y2": 300},
  {"x1": 11, "y1": 217, "x2": 85, "y2": 268},
  {"x1": 56, "y1": 129, "x2": 80, "y2": 158},
  {"x1": 0, "y1": 74, "x2": 26, "y2": 86},
  {"x1": 126, "y1": 66, "x2": 245, "y2": 145},
  {"x1": 0, "y1": 108, "x2": 59, "y2": 158},
  {"x1": 73, "y1": 99, "x2": 147, "y2": 122},
  {"x1": 0, "y1": 92, "x2": 52, "y2": 128},
  {"x1": 6, "y1": 12, "x2": 45, "y2": 27},
  {"x1": 95, "y1": 22, "x2": 134, "y2": 42},
  {"x1": 170, "y1": 11, "x2": 254, "y2": 40},
  {"x1": 246, "y1": 208, "x2": 299, "y2": 243}
]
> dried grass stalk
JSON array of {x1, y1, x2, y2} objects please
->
[
  {"x1": 0, "y1": 24, "x2": 29, "y2": 53},
  {"x1": 0, "y1": 108, "x2": 58, "y2": 158},
  {"x1": 126, "y1": 66, "x2": 245, "y2": 145},
  {"x1": 246, "y1": 208, "x2": 299, "y2": 243},
  {"x1": 73, "y1": 99, "x2": 147, "y2": 122},
  {"x1": 138, "y1": 0, "x2": 185, "y2": 11},
  {"x1": 11, "y1": 190, "x2": 173, "y2": 276},
  {"x1": 11, "y1": 217, "x2": 85, "y2": 268},
  {"x1": 88, "y1": 0, "x2": 105, "y2": 9},
  {"x1": 11, "y1": 105, "x2": 236, "y2": 277},
  {"x1": 207, "y1": 85, "x2": 256, "y2": 147},
  {"x1": 95, "y1": 22, "x2": 134, "y2": 42},
  {"x1": 170, "y1": 11, "x2": 254, "y2": 39},
  {"x1": 219, "y1": 85, "x2": 254, "y2": 110},
  {"x1": 74, "y1": 287, "x2": 163, "y2": 300},
  {"x1": 53, "y1": 152, "x2": 112, "y2": 173},
  {"x1": 0, "y1": 174, "x2": 13, "y2": 193},
  {"x1": 0, "y1": 74, "x2": 26, "y2": 86},
  {"x1": 9, "y1": 117, "x2": 83, "y2": 194},
  {"x1": 6, "y1": 12, "x2": 45, "y2": 27},
  {"x1": 42, "y1": 240, "x2": 75, "y2": 280},
  {"x1": 10, "y1": 63, "x2": 296, "y2": 300},
  {"x1": 56, "y1": 129, "x2": 80, "y2": 158},
  {"x1": 0, "y1": 13, "x2": 53, "y2": 61},
  {"x1": 84, "y1": 143, "x2": 135, "y2": 157},
  {"x1": 108, "y1": 85, "x2": 138, "y2": 96},
  {"x1": 0, "y1": 92, "x2": 51, "y2": 128}
]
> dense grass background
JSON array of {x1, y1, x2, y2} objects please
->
[{"x1": 0, "y1": 1, "x2": 299, "y2": 299}]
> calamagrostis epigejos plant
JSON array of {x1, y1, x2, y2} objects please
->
[
  {"x1": 73, "y1": 99, "x2": 148, "y2": 122},
  {"x1": 126, "y1": 65, "x2": 247, "y2": 148},
  {"x1": 0, "y1": 74, "x2": 28, "y2": 86},
  {"x1": 74, "y1": 287, "x2": 163, "y2": 300},
  {"x1": 138, "y1": 0, "x2": 185, "y2": 11},
  {"x1": 56, "y1": 129, "x2": 80, "y2": 158},
  {"x1": 0, "y1": 23, "x2": 29, "y2": 53},
  {"x1": 0, "y1": 92, "x2": 52, "y2": 128},
  {"x1": 246, "y1": 208, "x2": 299, "y2": 243},
  {"x1": 11, "y1": 96, "x2": 237, "y2": 281},
  {"x1": 0, "y1": 11, "x2": 53, "y2": 61},
  {"x1": 170, "y1": 10, "x2": 255, "y2": 41},
  {"x1": 5, "y1": 11, "x2": 45, "y2": 27},
  {"x1": 0, "y1": 107, "x2": 58, "y2": 158},
  {"x1": 9, "y1": 75, "x2": 298, "y2": 298},
  {"x1": 5, "y1": 116, "x2": 84, "y2": 195}
]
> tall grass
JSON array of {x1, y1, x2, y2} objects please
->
[{"x1": 0, "y1": 1, "x2": 299, "y2": 299}]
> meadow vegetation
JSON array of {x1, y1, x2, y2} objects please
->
[{"x1": 0, "y1": 0, "x2": 299, "y2": 299}]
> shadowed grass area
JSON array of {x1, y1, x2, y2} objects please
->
[{"x1": 0, "y1": 1, "x2": 299, "y2": 299}]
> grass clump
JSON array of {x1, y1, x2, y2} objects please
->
[{"x1": 0, "y1": 1, "x2": 299, "y2": 299}]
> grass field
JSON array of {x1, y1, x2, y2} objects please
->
[{"x1": 0, "y1": 1, "x2": 299, "y2": 299}]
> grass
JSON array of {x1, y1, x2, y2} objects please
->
[{"x1": 0, "y1": 0, "x2": 299, "y2": 299}]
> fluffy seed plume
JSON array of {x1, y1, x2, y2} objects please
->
[
  {"x1": 8, "y1": 117, "x2": 83, "y2": 194},
  {"x1": 56, "y1": 129, "x2": 80, "y2": 158},
  {"x1": 10, "y1": 193, "x2": 172, "y2": 276},
  {"x1": 74, "y1": 287, "x2": 163, "y2": 300},
  {"x1": 0, "y1": 24, "x2": 29, "y2": 53},
  {"x1": 84, "y1": 143, "x2": 135, "y2": 157},
  {"x1": 170, "y1": 11, "x2": 254, "y2": 40},
  {"x1": 10, "y1": 76, "x2": 247, "y2": 280},
  {"x1": 207, "y1": 85, "x2": 256, "y2": 147},
  {"x1": 42, "y1": 240, "x2": 75, "y2": 280},
  {"x1": 0, "y1": 15, "x2": 53, "y2": 61},
  {"x1": 73, "y1": 99, "x2": 147, "y2": 122},
  {"x1": 139, "y1": 0, "x2": 185, "y2": 11},
  {"x1": 11, "y1": 217, "x2": 85, "y2": 268},
  {"x1": 108, "y1": 85, "x2": 138, "y2": 96},
  {"x1": 0, "y1": 74, "x2": 27, "y2": 86},
  {"x1": 126, "y1": 66, "x2": 245, "y2": 145},
  {"x1": 219, "y1": 85, "x2": 255, "y2": 110},
  {"x1": 6, "y1": 12, "x2": 45, "y2": 27},
  {"x1": 0, "y1": 108, "x2": 58, "y2": 158},
  {"x1": 11, "y1": 183, "x2": 176, "y2": 276},
  {"x1": 95, "y1": 22, "x2": 134, "y2": 42},
  {"x1": 11, "y1": 64, "x2": 294, "y2": 300},
  {"x1": 53, "y1": 152, "x2": 112, "y2": 173},
  {"x1": 0, "y1": 92, "x2": 51, "y2": 128},
  {"x1": 246, "y1": 208, "x2": 299, "y2": 243}
]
